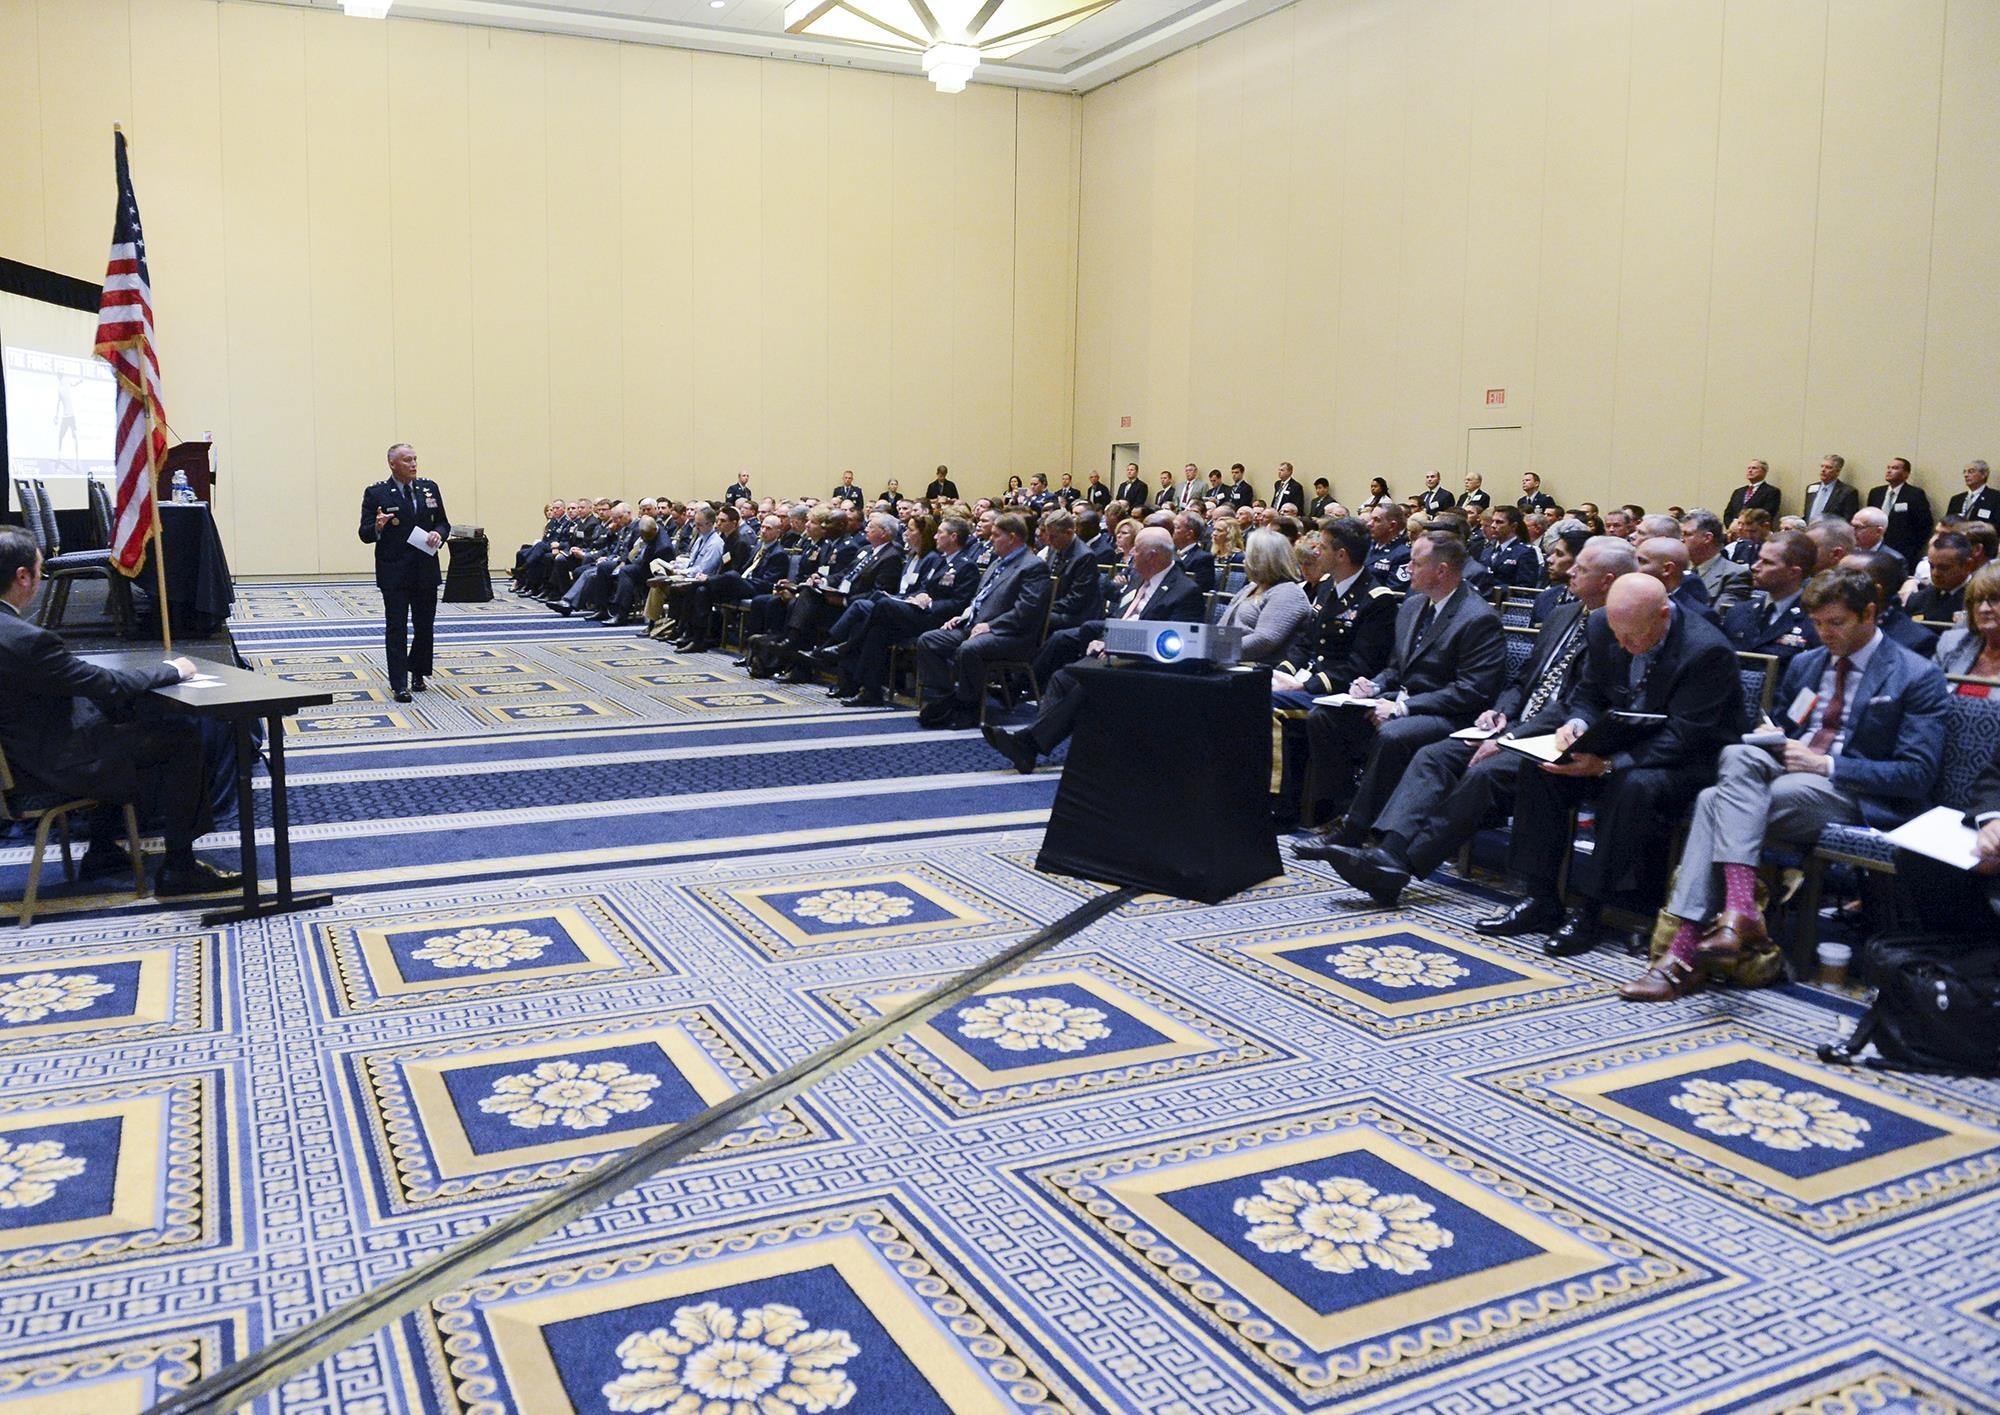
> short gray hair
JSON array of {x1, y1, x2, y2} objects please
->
[
  {"x1": 1581, "y1": 535, "x2": 1637, "y2": 576},
  {"x1": 866, "y1": 512, "x2": 899, "y2": 538},
  {"x1": 1823, "y1": 452, "x2": 1846, "y2": 471},
  {"x1": 1636, "y1": 513, "x2": 1680, "y2": 539}
]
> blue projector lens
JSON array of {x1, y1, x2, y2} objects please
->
[{"x1": 1155, "y1": 629, "x2": 1183, "y2": 660}]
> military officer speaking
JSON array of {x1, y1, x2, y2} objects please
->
[{"x1": 358, "y1": 442, "x2": 451, "y2": 702}]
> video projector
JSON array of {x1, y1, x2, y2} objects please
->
[{"x1": 1101, "y1": 619, "x2": 1244, "y2": 666}]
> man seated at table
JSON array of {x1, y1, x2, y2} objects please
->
[
  {"x1": 1475, "y1": 573, "x2": 1743, "y2": 954},
  {"x1": 0, "y1": 529, "x2": 241, "y2": 898},
  {"x1": 1621, "y1": 568, "x2": 1948, "y2": 999},
  {"x1": 981, "y1": 528, "x2": 1201, "y2": 771}
]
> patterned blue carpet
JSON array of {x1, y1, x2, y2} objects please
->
[{"x1": 2, "y1": 581, "x2": 1997, "y2": 1412}]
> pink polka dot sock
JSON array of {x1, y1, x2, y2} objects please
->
[
  {"x1": 1667, "y1": 920, "x2": 1701, "y2": 965},
  {"x1": 1722, "y1": 863, "x2": 1758, "y2": 918}
]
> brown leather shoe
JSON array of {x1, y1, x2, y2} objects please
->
[
  {"x1": 1695, "y1": 910, "x2": 1765, "y2": 968},
  {"x1": 1618, "y1": 955, "x2": 1709, "y2": 1002}
]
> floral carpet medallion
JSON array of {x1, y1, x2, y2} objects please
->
[
  {"x1": 1185, "y1": 919, "x2": 1605, "y2": 1037},
  {"x1": 0, "y1": 935, "x2": 221, "y2": 1055},
  {"x1": 1484, "y1": 1027, "x2": 2000, "y2": 1243},
  {"x1": 811, "y1": 954, "x2": 1290, "y2": 1117},
  {"x1": 314, "y1": 897, "x2": 671, "y2": 1016},
  {"x1": 408, "y1": 1203, "x2": 1089, "y2": 1414},
  {"x1": 339, "y1": 1013, "x2": 829, "y2": 1217},
  {"x1": 693, "y1": 867, "x2": 1025, "y2": 959},
  {"x1": 1031, "y1": 1103, "x2": 1728, "y2": 1407}
]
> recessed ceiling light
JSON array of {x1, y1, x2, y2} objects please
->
[{"x1": 709, "y1": 1, "x2": 725, "y2": 8}]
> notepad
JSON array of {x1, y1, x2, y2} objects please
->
[
  {"x1": 1312, "y1": 694, "x2": 1389, "y2": 710},
  {"x1": 407, "y1": 524, "x2": 439, "y2": 556},
  {"x1": 1884, "y1": 806, "x2": 1982, "y2": 871},
  {"x1": 1450, "y1": 725, "x2": 1501, "y2": 741}
]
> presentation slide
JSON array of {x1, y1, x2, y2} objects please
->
[{"x1": 1, "y1": 289, "x2": 116, "y2": 482}]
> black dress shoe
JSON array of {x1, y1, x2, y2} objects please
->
[
  {"x1": 981, "y1": 724, "x2": 1039, "y2": 775},
  {"x1": 731, "y1": 657, "x2": 752, "y2": 668},
  {"x1": 1542, "y1": 904, "x2": 1603, "y2": 957},
  {"x1": 1312, "y1": 817, "x2": 1368, "y2": 849},
  {"x1": 841, "y1": 689, "x2": 886, "y2": 708},
  {"x1": 1332, "y1": 846, "x2": 1410, "y2": 907},
  {"x1": 78, "y1": 843, "x2": 138, "y2": 879},
  {"x1": 588, "y1": 611, "x2": 612, "y2": 623},
  {"x1": 945, "y1": 704, "x2": 981, "y2": 731},
  {"x1": 411, "y1": 675, "x2": 428, "y2": 692},
  {"x1": 548, "y1": 600, "x2": 574, "y2": 616},
  {"x1": 1473, "y1": 897, "x2": 1564, "y2": 936},
  {"x1": 917, "y1": 696, "x2": 957, "y2": 727},
  {"x1": 393, "y1": 688, "x2": 414, "y2": 703},
  {"x1": 154, "y1": 856, "x2": 244, "y2": 898}
]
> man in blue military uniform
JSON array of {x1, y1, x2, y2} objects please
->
[
  {"x1": 1516, "y1": 471, "x2": 1558, "y2": 515},
  {"x1": 1722, "y1": 529, "x2": 1821, "y2": 668},
  {"x1": 831, "y1": 469, "x2": 865, "y2": 508},
  {"x1": 1363, "y1": 505, "x2": 1412, "y2": 585},
  {"x1": 358, "y1": 442, "x2": 450, "y2": 702},
  {"x1": 839, "y1": 516, "x2": 984, "y2": 707}
]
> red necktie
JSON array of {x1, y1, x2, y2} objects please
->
[{"x1": 1808, "y1": 657, "x2": 1852, "y2": 753}]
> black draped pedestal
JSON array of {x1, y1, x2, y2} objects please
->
[
  {"x1": 443, "y1": 534, "x2": 493, "y2": 603},
  {"x1": 140, "y1": 501, "x2": 235, "y2": 635},
  {"x1": 1037, "y1": 659, "x2": 1281, "y2": 904}
]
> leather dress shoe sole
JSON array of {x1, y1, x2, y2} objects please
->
[{"x1": 154, "y1": 859, "x2": 244, "y2": 898}]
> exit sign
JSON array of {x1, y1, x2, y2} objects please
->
[
  {"x1": 1485, "y1": 389, "x2": 1506, "y2": 407},
  {"x1": 1119, "y1": 415, "x2": 1132, "y2": 428}
]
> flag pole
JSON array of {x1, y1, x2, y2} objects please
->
[{"x1": 144, "y1": 409, "x2": 173, "y2": 654}]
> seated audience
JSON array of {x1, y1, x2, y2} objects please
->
[
  {"x1": 1531, "y1": 524, "x2": 1591, "y2": 625},
  {"x1": 1723, "y1": 529, "x2": 1821, "y2": 667},
  {"x1": 1934, "y1": 564, "x2": 2000, "y2": 678},
  {"x1": 1171, "y1": 510, "x2": 1217, "y2": 592},
  {"x1": 914, "y1": 512, "x2": 1051, "y2": 729},
  {"x1": 1681, "y1": 509, "x2": 1751, "y2": 612},
  {"x1": 1271, "y1": 519, "x2": 1397, "y2": 708},
  {"x1": 1622, "y1": 568, "x2": 1947, "y2": 1000},
  {"x1": 1363, "y1": 504, "x2": 1411, "y2": 585},
  {"x1": 1843, "y1": 550, "x2": 1936, "y2": 658},
  {"x1": 1216, "y1": 530, "x2": 1312, "y2": 664},
  {"x1": 1634, "y1": 536, "x2": 1720, "y2": 623},
  {"x1": 836, "y1": 517, "x2": 983, "y2": 706},
  {"x1": 1908, "y1": 530, "x2": 1973, "y2": 621}
]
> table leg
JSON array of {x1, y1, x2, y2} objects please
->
[
  {"x1": 234, "y1": 716, "x2": 258, "y2": 913},
  {"x1": 201, "y1": 712, "x2": 330, "y2": 925},
  {"x1": 268, "y1": 712, "x2": 292, "y2": 907}
]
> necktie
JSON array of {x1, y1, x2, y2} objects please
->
[
  {"x1": 1521, "y1": 620, "x2": 1587, "y2": 720},
  {"x1": 1809, "y1": 657, "x2": 1853, "y2": 753},
  {"x1": 1409, "y1": 600, "x2": 1435, "y2": 654},
  {"x1": 1122, "y1": 581, "x2": 1149, "y2": 619},
  {"x1": 1884, "y1": 487, "x2": 1898, "y2": 517}
]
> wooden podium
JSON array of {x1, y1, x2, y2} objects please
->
[{"x1": 158, "y1": 441, "x2": 213, "y2": 501}]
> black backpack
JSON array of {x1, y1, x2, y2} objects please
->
[{"x1": 1819, "y1": 935, "x2": 2000, "y2": 1076}]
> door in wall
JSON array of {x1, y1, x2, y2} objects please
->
[{"x1": 1110, "y1": 443, "x2": 1140, "y2": 488}]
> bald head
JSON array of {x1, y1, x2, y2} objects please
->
[
  {"x1": 1605, "y1": 572, "x2": 1672, "y2": 656},
  {"x1": 1132, "y1": 526, "x2": 1175, "y2": 576},
  {"x1": 1635, "y1": 536, "x2": 1691, "y2": 589}
]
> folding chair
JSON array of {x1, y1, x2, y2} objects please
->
[{"x1": 0, "y1": 742, "x2": 147, "y2": 927}]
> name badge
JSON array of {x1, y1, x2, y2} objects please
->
[
  {"x1": 1787, "y1": 687, "x2": 1818, "y2": 724},
  {"x1": 838, "y1": 579, "x2": 854, "y2": 594}
]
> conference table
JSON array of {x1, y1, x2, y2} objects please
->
[{"x1": 83, "y1": 652, "x2": 332, "y2": 925}]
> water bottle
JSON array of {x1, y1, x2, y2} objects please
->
[{"x1": 172, "y1": 468, "x2": 193, "y2": 503}]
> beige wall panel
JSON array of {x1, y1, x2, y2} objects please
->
[
  {"x1": 689, "y1": 54, "x2": 762, "y2": 488},
  {"x1": 544, "y1": 36, "x2": 623, "y2": 501},
  {"x1": 950, "y1": 85, "x2": 1017, "y2": 485},
  {"x1": 1697, "y1": 0, "x2": 1823, "y2": 510},
  {"x1": 303, "y1": 11, "x2": 394, "y2": 574},
  {"x1": 617, "y1": 42, "x2": 694, "y2": 506},
  {"x1": 33, "y1": 0, "x2": 131, "y2": 280},
  {"x1": 1801, "y1": 0, "x2": 1945, "y2": 501},
  {"x1": 0, "y1": 2, "x2": 46, "y2": 266},
  {"x1": 824, "y1": 68, "x2": 894, "y2": 499},
  {"x1": 1142, "y1": 53, "x2": 1198, "y2": 473},
  {"x1": 385, "y1": 21, "x2": 476, "y2": 538},
  {"x1": 1527, "y1": 0, "x2": 1629, "y2": 508},
  {"x1": 759, "y1": 62, "x2": 830, "y2": 492},
  {"x1": 1186, "y1": 27, "x2": 1251, "y2": 465},
  {"x1": 889, "y1": 78, "x2": 955, "y2": 484},
  {"x1": 1390, "y1": 0, "x2": 1471, "y2": 483},
  {"x1": 1011, "y1": 90, "x2": 1078, "y2": 482},
  {"x1": 217, "y1": 2, "x2": 314, "y2": 574},
  {"x1": 1070, "y1": 70, "x2": 1146, "y2": 481},
  {"x1": 130, "y1": 0, "x2": 229, "y2": 541},
  {"x1": 466, "y1": 28, "x2": 551, "y2": 537},
  {"x1": 1229, "y1": 14, "x2": 1297, "y2": 480},
  {"x1": 1276, "y1": 0, "x2": 1352, "y2": 486},
  {"x1": 1329, "y1": 3, "x2": 1406, "y2": 485},
  {"x1": 1458, "y1": 0, "x2": 1546, "y2": 450},
  {"x1": 1609, "y1": 0, "x2": 1721, "y2": 505},
  {"x1": 1915, "y1": 0, "x2": 2000, "y2": 495}
]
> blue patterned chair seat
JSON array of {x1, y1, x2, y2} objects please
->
[{"x1": 1812, "y1": 823, "x2": 1897, "y2": 868}]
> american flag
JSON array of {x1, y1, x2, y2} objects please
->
[{"x1": 93, "y1": 129, "x2": 169, "y2": 577}]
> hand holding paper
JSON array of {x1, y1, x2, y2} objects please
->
[{"x1": 407, "y1": 524, "x2": 440, "y2": 557}]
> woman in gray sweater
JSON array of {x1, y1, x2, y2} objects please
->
[{"x1": 1219, "y1": 529, "x2": 1311, "y2": 663}]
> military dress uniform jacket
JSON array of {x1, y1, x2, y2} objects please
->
[
  {"x1": 1277, "y1": 575, "x2": 1398, "y2": 695},
  {"x1": 358, "y1": 476, "x2": 451, "y2": 589},
  {"x1": 1364, "y1": 538, "x2": 1411, "y2": 587},
  {"x1": 1517, "y1": 491, "x2": 1558, "y2": 514},
  {"x1": 1480, "y1": 537, "x2": 1541, "y2": 590},
  {"x1": 925, "y1": 547, "x2": 986, "y2": 618},
  {"x1": 1723, "y1": 594, "x2": 1821, "y2": 667}
]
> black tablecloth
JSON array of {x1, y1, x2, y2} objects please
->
[
  {"x1": 139, "y1": 501, "x2": 235, "y2": 634},
  {"x1": 1037, "y1": 659, "x2": 1281, "y2": 903},
  {"x1": 444, "y1": 534, "x2": 493, "y2": 603}
]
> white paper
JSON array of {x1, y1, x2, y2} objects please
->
[
  {"x1": 1496, "y1": 732, "x2": 1566, "y2": 763},
  {"x1": 1883, "y1": 805, "x2": 1982, "y2": 871},
  {"x1": 181, "y1": 673, "x2": 224, "y2": 686},
  {"x1": 1312, "y1": 694, "x2": 1388, "y2": 709},
  {"x1": 1451, "y1": 725, "x2": 1500, "y2": 740},
  {"x1": 407, "y1": 524, "x2": 439, "y2": 556}
]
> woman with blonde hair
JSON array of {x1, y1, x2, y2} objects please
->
[
  {"x1": 1217, "y1": 529, "x2": 1311, "y2": 663},
  {"x1": 1935, "y1": 563, "x2": 2000, "y2": 679}
]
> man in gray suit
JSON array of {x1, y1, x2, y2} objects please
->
[
  {"x1": 1299, "y1": 531, "x2": 1507, "y2": 841},
  {"x1": 1801, "y1": 452, "x2": 1861, "y2": 521},
  {"x1": 1680, "y1": 509, "x2": 1751, "y2": 612},
  {"x1": 916, "y1": 512, "x2": 1052, "y2": 729}
]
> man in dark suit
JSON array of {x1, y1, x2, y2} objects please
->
[
  {"x1": 358, "y1": 442, "x2": 450, "y2": 702},
  {"x1": 1272, "y1": 463, "x2": 1307, "y2": 515},
  {"x1": 1948, "y1": 459, "x2": 1997, "y2": 525},
  {"x1": 1415, "y1": 470, "x2": 1455, "y2": 514},
  {"x1": 915, "y1": 513, "x2": 1051, "y2": 729},
  {"x1": 1908, "y1": 530, "x2": 1973, "y2": 622},
  {"x1": 1037, "y1": 510, "x2": 1102, "y2": 634},
  {"x1": 1517, "y1": 471, "x2": 1557, "y2": 515},
  {"x1": 0, "y1": 529, "x2": 239, "y2": 896},
  {"x1": 1460, "y1": 472, "x2": 1491, "y2": 513},
  {"x1": 1171, "y1": 512, "x2": 1216, "y2": 593},
  {"x1": 838, "y1": 517, "x2": 983, "y2": 705},
  {"x1": 771, "y1": 511, "x2": 907, "y2": 678},
  {"x1": 1308, "y1": 478, "x2": 1336, "y2": 520},
  {"x1": 1722, "y1": 529, "x2": 1822, "y2": 668},
  {"x1": 1303, "y1": 536, "x2": 1631, "y2": 900},
  {"x1": 1723, "y1": 460, "x2": 1783, "y2": 523},
  {"x1": 1624, "y1": 568, "x2": 1949, "y2": 999},
  {"x1": 1865, "y1": 457, "x2": 1933, "y2": 563},
  {"x1": 1115, "y1": 464, "x2": 1150, "y2": 511},
  {"x1": 1476, "y1": 574, "x2": 1745, "y2": 954},
  {"x1": 982, "y1": 528, "x2": 1202, "y2": 771},
  {"x1": 1084, "y1": 473, "x2": 1111, "y2": 509},
  {"x1": 1802, "y1": 453, "x2": 1862, "y2": 521},
  {"x1": 1635, "y1": 537, "x2": 1721, "y2": 625},
  {"x1": 1301, "y1": 532, "x2": 1506, "y2": 838}
]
